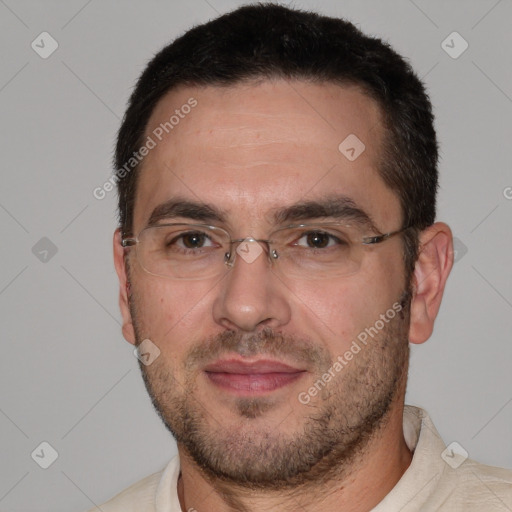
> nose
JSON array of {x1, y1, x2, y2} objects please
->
[{"x1": 212, "y1": 240, "x2": 291, "y2": 332}]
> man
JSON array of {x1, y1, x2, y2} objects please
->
[{"x1": 95, "y1": 4, "x2": 512, "y2": 511}]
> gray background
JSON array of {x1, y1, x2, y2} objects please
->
[{"x1": 0, "y1": 0, "x2": 511, "y2": 510}]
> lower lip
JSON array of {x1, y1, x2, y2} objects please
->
[{"x1": 205, "y1": 371, "x2": 304, "y2": 393}]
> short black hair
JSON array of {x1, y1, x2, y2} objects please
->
[{"x1": 115, "y1": 3, "x2": 438, "y2": 279}]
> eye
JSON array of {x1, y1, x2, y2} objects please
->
[
  {"x1": 295, "y1": 230, "x2": 345, "y2": 249},
  {"x1": 172, "y1": 231, "x2": 216, "y2": 249}
]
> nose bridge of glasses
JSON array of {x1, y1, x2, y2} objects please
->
[{"x1": 227, "y1": 237, "x2": 276, "y2": 267}]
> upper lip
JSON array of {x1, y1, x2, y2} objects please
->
[{"x1": 204, "y1": 358, "x2": 304, "y2": 374}]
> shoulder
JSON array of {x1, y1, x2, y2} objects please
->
[
  {"x1": 86, "y1": 469, "x2": 163, "y2": 512},
  {"x1": 447, "y1": 458, "x2": 512, "y2": 509},
  {"x1": 395, "y1": 407, "x2": 512, "y2": 511},
  {"x1": 428, "y1": 457, "x2": 512, "y2": 511}
]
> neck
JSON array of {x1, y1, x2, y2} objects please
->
[{"x1": 177, "y1": 402, "x2": 412, "y2": 512}]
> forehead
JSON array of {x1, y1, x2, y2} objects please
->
[{"x1": 133, "y1": 79, "x2": 401, "y2": 232}]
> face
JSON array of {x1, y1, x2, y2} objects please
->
[{"x1": 118, "y1": 80, "x2": 412, "y2": 488}]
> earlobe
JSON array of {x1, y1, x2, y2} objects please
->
[
  {"x1": 113, "y1": 229, "x2": 137, "y2": 345},
  {"x1": 408, "y1": 222, "x2": 454, "y2": 345}
]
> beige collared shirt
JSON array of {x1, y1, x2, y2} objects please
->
[{"x1": 90, "y1": 406, "x2": 512, "y2": 511}]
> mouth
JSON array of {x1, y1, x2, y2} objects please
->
[{"x1": 203, "y1": 358, "x2": 307, "y2": 394}]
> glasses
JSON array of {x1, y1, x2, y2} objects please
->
[{"x1": 121, "y1": 222, "x2": 410, "y2": 280}]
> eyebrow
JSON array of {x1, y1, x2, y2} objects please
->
[
  {"x1": 147, "y1": 199, "x2": 227, "y2": 227},
  {"x1": 272, "y1": 196, "x2": 381, "y2": 233},
  {"x1": 146, "y1": 195, "x2": 381, "y2": 233}
]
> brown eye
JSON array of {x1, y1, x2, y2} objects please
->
[
  {"x1": 166, "y1": 231, "x2": 216, "y2": 251},
  {"x1": 181, "y1": 232, "x2": 207, "y2": 249},
  {"x1": 305, "y1": 232, "x2": 331, "y2": 248},
  {"x1": 295, "y1": 230, "x2": 344, "y2": 249}
]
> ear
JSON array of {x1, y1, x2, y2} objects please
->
[
  {"x1": 113, "y1": 228, "x2": 136, "y2": 345},
  {"x1": 409, "y1": 222, "x2": 454, "y2": 345}
]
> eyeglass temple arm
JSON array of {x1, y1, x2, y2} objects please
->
[
  {"x1": 121, "y1": 237, "x2": 137, "y2": 248},
  {"x1": 362, "y1": 226, "x2": 412, "y2": 245}
]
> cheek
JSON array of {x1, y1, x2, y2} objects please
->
[
  {"x1": 133, "y1": 277, "x2": 216, "y2": 348},
  {"x1": 286, "y1": 281, "x2": 367, "y2": 351},
  {"x1": 288, "y1": 267, "x2": 403, "y2": 352}
]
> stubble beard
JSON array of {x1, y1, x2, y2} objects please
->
[{"x1": 131, "y1": 289, "x2": 411, "y2": 490}]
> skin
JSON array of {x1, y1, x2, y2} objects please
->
[{"x1": 113, "y1": 79, "x2": 453, "y2": 511}]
